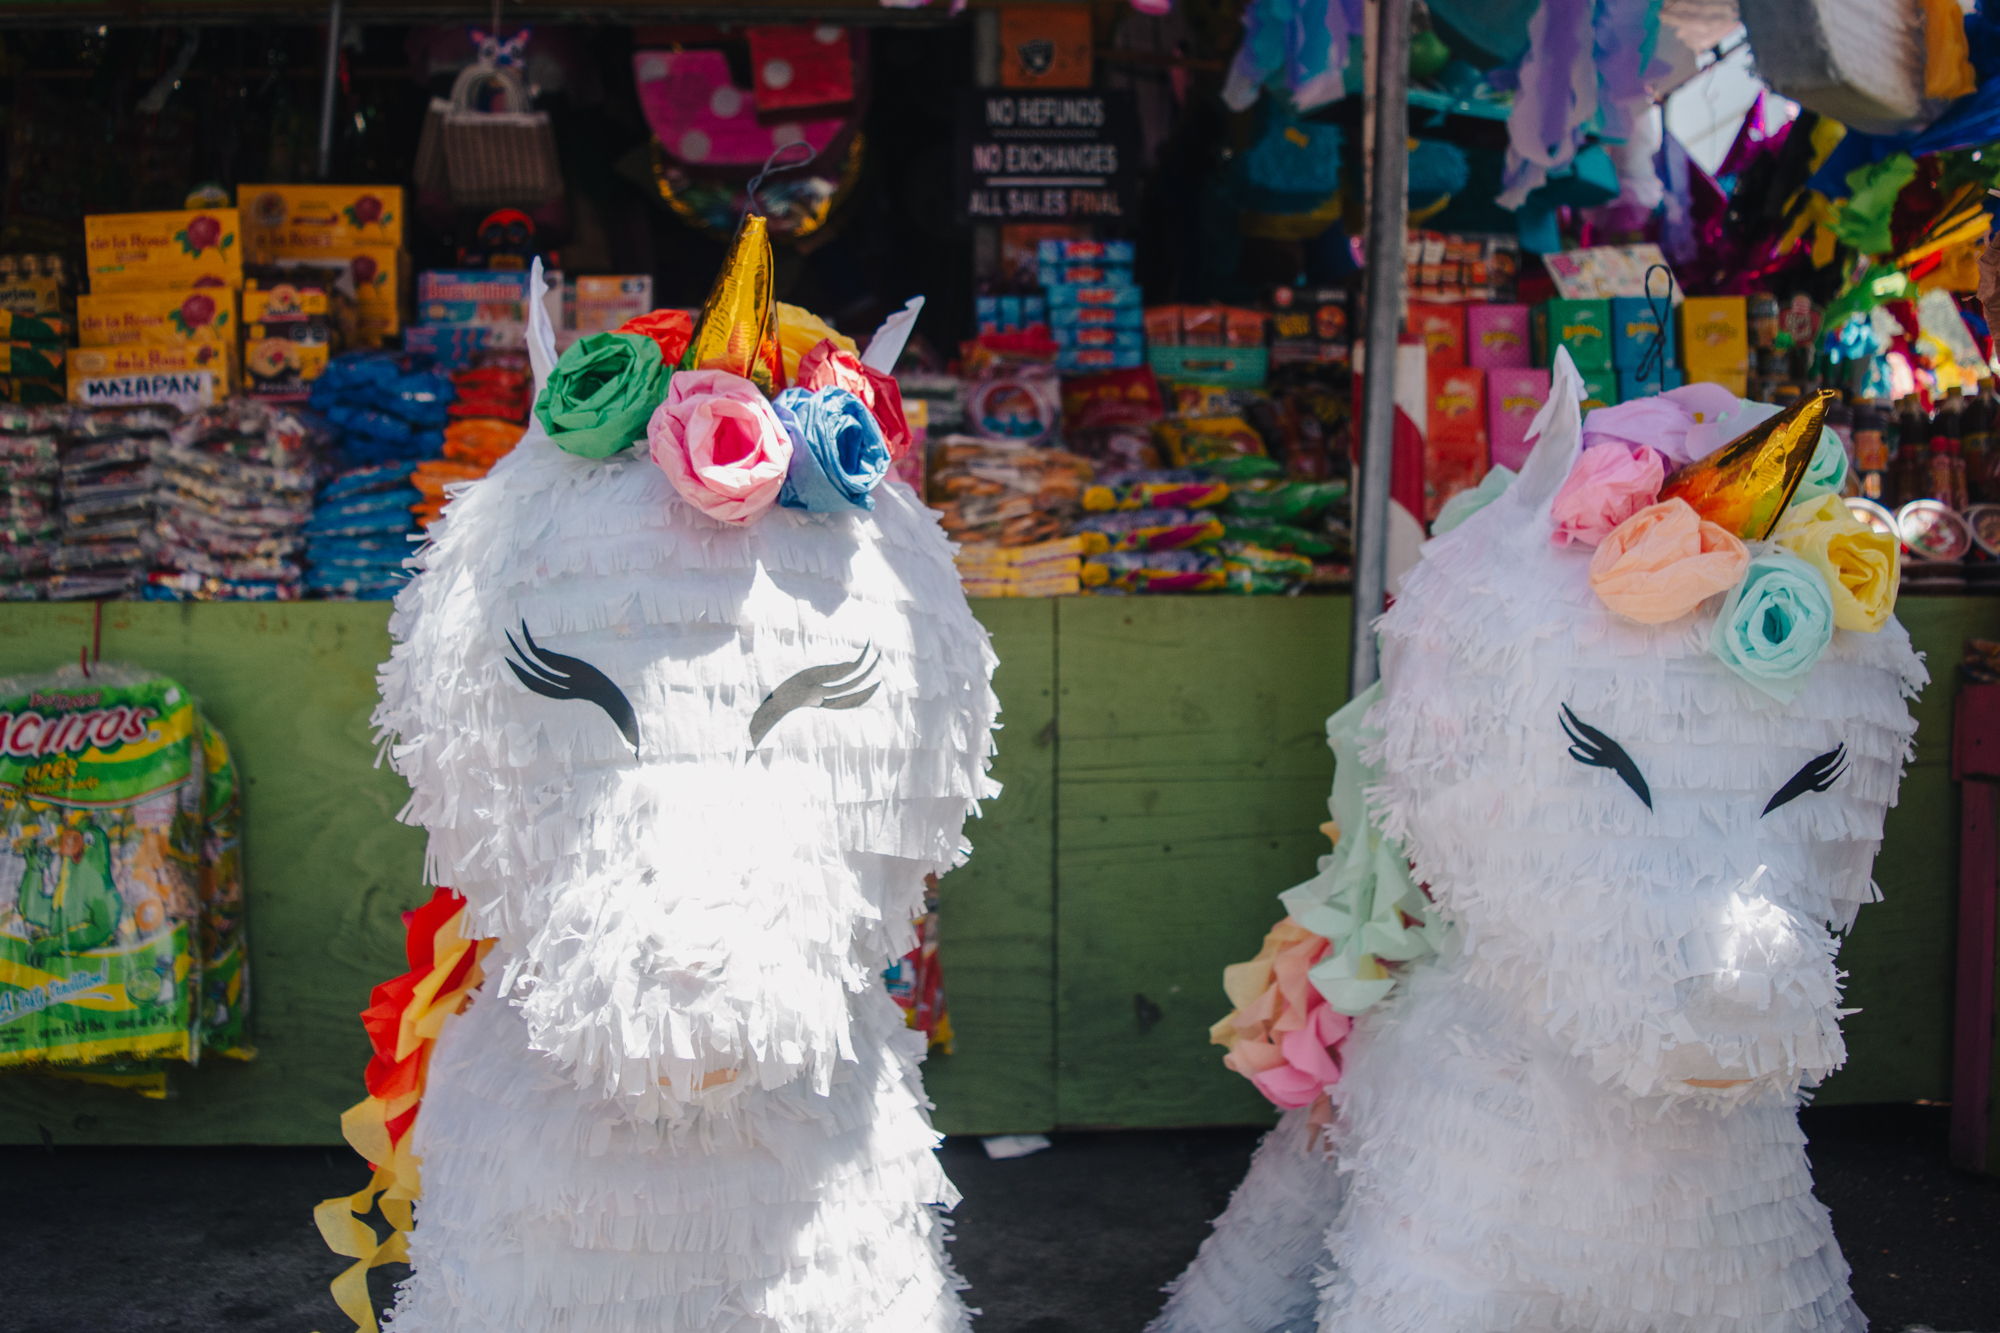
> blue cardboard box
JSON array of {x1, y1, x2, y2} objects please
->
[
  {"x1": 1052, "y1": 327, "x2": 1144, "y2": 350},
  {"x1": 1611, "y1": 296, "x2": 1676, "y2": 369},
  {"x1": 1049, "y1": 303, "x2": 1143, "y2": 330},
  {"x1": 1043, "y1": 282, "x2": 1142, "y2": 309},
  {"x1": 1617, "y1": 364, "x2": 1686, "y2": 400}
]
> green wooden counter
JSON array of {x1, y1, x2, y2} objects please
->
[{"x1": 0, "y1": 596, "x2": 1986, "y2": 1145}]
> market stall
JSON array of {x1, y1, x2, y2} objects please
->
[{"x1": 0, "y1": 0, "x2": 1986, "y2": 1174}]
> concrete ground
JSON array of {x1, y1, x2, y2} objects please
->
[{"x1": 0, "y1": 1104, "x2": 1991, "y2": 1332}]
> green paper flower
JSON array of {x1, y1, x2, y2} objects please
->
[
  {"x1": 1430, "y1": 464, "x2": 1515, "y2": 535},
  {"x1": 1277, "y1": 683, "x2": 1438, "y2": 1017},
  {"x1": 535, "y1": 332, "x2": 668, "y2": 459}
]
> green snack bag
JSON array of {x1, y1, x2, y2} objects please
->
[
  {"x1": 1193, "y1": 455, "x2": 1284, "y2": 483},
  {"x1": 1221, "y1": 542, "x2": 1316, "y2": 578},
  {"x1": 195, "y1": 715, "x2": 250, "y2": 1059},
  {"x1": 1224, "y1": 479, "x2": 1348, "y2": 524},
  {"x1": 0, "y1": 666, "x2": 247, "y2": 1075},
  {"x1": 1220, "y1": 518, "x2": 1338, "y2": 558}
]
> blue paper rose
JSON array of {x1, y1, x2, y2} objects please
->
[
  {"x1": 772, "y1": 386, "x2": 890, "y2": 513},
  {"x1": 1709, "y1": 550, "x2": 1836, "y2": 701}
]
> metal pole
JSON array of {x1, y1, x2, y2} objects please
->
[
  {"x1": 1349, "y1": 0, "x2": 1411, "y2": 697},
  {"x1": 971, "y1": 9, "x2": 1001, "y2": 285},
  {"x1": 317, "y1": 0, "x2": 343, "y2": 181}
]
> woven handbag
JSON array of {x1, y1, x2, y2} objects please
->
[{"x1": 415, "y1": 63, "x2": 562, "y2": 209}]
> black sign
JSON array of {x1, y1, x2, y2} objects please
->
[{"x1": 954, "y1": 90, "x2": 1139, "y2": 224}]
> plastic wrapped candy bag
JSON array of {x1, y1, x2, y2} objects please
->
[{"x1": 0, "y1": 664, "x2": 251, "y2": 1094}]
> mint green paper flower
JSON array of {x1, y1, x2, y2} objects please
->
[
  {"x1": 1791, "y1": 428, "x2": 1849, "y2": 505},
  {"x1": 1430, "y1": 465, "x2": 1515, "y2": 535},
  {"x1": 1278, "y1": 682, "x2": 1438, "y2": 1016},
  {"x1": 534, "y1": 331, "x2": 667, "y2": 459},
  {"x1": 1709, "y1": 550, "x2": 1835, "y2": 702}
]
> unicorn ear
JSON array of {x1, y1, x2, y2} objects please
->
[
  {"x1": 1508, "y1": 347, "x2": 1586, "y2": 513},
  {"x1": 861, "y1": 296, "x2": 924, "y2": 374},
  {"x1": 527, "y1": 257, "x2": 557, "y2": 397}
]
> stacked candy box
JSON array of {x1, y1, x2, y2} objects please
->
[
  {"x1": 51, "y1": 408, "x2": 176, "y2": 600},
  {"x1": 0, "y1": 407, "x2": 64, "y2": 597},
  {"x1": 303, "y1": 462, "x2": 420, "y2": 600},
  {"x1": 146, "y1": 400, "x2": 321, "y2": 601}
]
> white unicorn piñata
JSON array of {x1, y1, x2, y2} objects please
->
[
  {"x1": 319, "y1": 246, "x2": 998, "y2": 1333},
  {"x1": 1156, "y1": 353, "x2": 1923, "y2": 1333}
]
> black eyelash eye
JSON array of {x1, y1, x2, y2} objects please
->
[
  {"x1": 505, "y1": 621, "x2": 641, "y2": 754},
  {"x1": 747, "y1": 647, "x2": 880, "y2": 752},
  {"x1": 1560, "y1": 704, "x2": 1652, "y2": 810},
  {"x1": 1763, "y1": 745, "x2": 1846, "y2": 816}
]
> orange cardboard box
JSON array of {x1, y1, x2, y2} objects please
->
[
  {"x1": 1680, "y1": 296, "x2": 1749, "y2": 378},
  {"x1": 1425, "y1": 364, "x2": 1488, "y2": 524},
  {"x1": 1408, "y1": 301, "x2": 1466, "y2": 369},
  {"x1": 999, "y1": 5, "x2": 1093, "y2": 88}
]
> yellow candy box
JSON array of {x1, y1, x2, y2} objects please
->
[
  {"x1": 84, "y1": 209, "x2": 242, "y2": 293},
  {"x1": 69, "y1": 341, "x2": 237, "y2": 410},
  {"x1": 240, "y1": 184, "x2": 404, "y2": 252},
  {"x1": 78, "y1": 288, "x2": 237, "y2": 348},
  {"x1": 257, "y1": 247, "x2": 403, "y2": 345}
]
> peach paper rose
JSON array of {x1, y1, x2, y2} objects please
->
[
  {"x1": 647, "y1": 369, "x2": 792, "y2": 525},
  {"x1": 1587, "y1": 499, "x2": 1750, "y2": 624},
  {"x1": 1549, "y1": 443, "x2": 1666, "y2": 547}
]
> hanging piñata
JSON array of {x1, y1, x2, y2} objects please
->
[
  {"x1": 1152, "y1": 355, "x2": 1919, "y2": 1333},
  {"x1": 317, "y1": 214, "x2": 998, "y2": 1333}
]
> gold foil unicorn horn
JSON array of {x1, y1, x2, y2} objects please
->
[
  {"x1": 1658, "y1": 389, "x2": 1834, "y2": 540},
  {"x1": 681, "y1": 212, "x2": 782, "y2": 394}
]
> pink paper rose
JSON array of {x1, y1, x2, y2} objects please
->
[
  {"x1": 648, "y1": 369, "x2": 793, "y2": 524},
  {"x1": 1214, "y1": 921, "x2": 1354, "y2": 1109},
  {"x1": 1549, "y1": 442, "x2": 1667, "y2": 547}
]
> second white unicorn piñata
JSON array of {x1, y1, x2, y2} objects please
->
[{"x1": 1159, "y1": 353, "x2": 1923, "y2": 1333}]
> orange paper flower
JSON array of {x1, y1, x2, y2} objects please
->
[
  {"x1": 1587, "y1": 499, "x2": 1749, "y2": 624},
  {"x1": 617, "y1": 308, "x2": 694, "y2": 366}
]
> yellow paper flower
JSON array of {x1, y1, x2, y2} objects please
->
[
  {"x1": 1772, "y1": 493, "x2": 1899, "y2": 632},
  {"x1": 776, "y1": 302, "x2": 857, "y2": 383}
]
